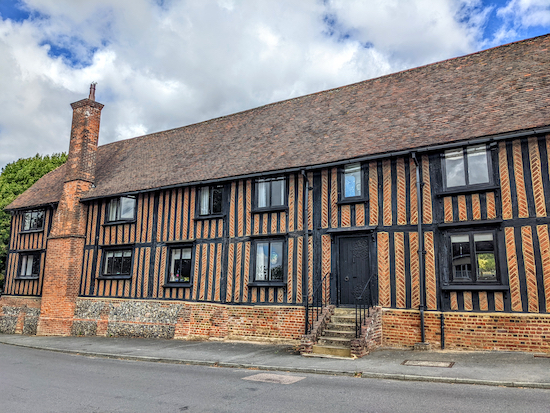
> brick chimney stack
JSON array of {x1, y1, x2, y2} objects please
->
[{"x1": 37, "y1": 85, "x2": 104, "y2": 336}]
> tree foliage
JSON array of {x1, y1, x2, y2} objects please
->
[{"x1": 0, "y1": 154, "x2": 67, "y2": 288}]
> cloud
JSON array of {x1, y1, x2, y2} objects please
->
[
  {"x1": 0, "y1": 0, "x2": 536, "y2": 170},
  {"x1": 491, "y1": 0, "x2": 550, "y2": 43}
]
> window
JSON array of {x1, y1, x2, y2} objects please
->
[
  {"x1": 444, "y1": 145, "x2": 490, "y2": 189},
  {"x1": 254, "y1": 240, "x2": 284, "y2": 282},
  {"x1": 167, "y1": 246, "x2": 192, "y2": 284},
  {"x1": 18, "y1": 252, "x2": 41, "y2": 278},
  {"x1": 450, "y1": 232, "x2": 497, "y2": 283},
  {"x1": 102, "y1": 249, "x2": 133, "y2": 277},
  {"x1": 256, "y1": 177, "x2": 285, "y2": 209},
  {"x1": 22, "y1": 210, "x2": 44, "y2": 231},
  {"x1": 198, "y1": 185, "x2": 223, "y2": 216},
  {"x1": 107, "y1": 196, "x2": 136, "y2": 222},
  {"x1": 343, "y1": 163, "x2": 362, "y2": 199}
]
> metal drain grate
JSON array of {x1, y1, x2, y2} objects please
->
[
  {"x1": 402, "y1": 360, "x2": 455, "y2": 368},
  {"x1": 242, "y1": 373, "x2": 306, "y2": 384}
]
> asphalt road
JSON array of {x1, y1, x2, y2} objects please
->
[{"x1": 1, "y1": 344, "x2": 549, "y2": 413}]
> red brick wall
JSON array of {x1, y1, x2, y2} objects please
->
[
  {"x1": 72, "y1": 298, "x2": 305, "y2": 341},
  {"x1": 382, "y1": 309, "x2": 550, "y2": 353}
]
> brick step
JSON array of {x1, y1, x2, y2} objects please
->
[
  {"x1": 326, "y1": 322, "x2": 356, "y2": 332},
  {"x1": 318, "y1": 336, "x2": 352, "y2": 347},
  {"x1": 322, "y1": 329, "x2": 356, "y2": 339},
  {"x1": 311, "y1": 344, "x2": 351, "y2": 358}
]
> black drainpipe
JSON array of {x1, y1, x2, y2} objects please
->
[
  {"x1": 412, "y1": 153, "x2": 426, "y2": 344},
  {"x1": 301, "y1": 170, "x2": 312, "y2": 305}
]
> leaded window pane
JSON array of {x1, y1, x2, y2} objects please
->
[
  {"x1": 467, "y1": 146, "x2": 490, "y2": 185},
  {"x1": 445, "y1": 149, "x2": 466, "y2": 188},
  {"x1": 23, "y1": 210, "x2": 44, "y2": 231},
  {"x1": 31, "y1": 254, "x2": 40, "y2": 275},
  {"x1": 104, "y1": 250, "x2": 132, "y2": 276},
  {"x1": 212, "y1": 187, "x2": 223, "y2": 214},
  {"x1": 105, "y1": 252, "x2": 114, "y2": 275},
  {"x1": 35, "y1": 211, "x2": 44, "y2": 230},
  {"x1": 344, "y1": 163, "x2": 361, "y2": 198}
]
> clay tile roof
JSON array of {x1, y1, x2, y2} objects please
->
[
  {"x1": 7, "y1": 34, "x2": 550, "y2": 210},
  {"x1": 6, "y1": 164, "x2": 66, "y2": 210}
]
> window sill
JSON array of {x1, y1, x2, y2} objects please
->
[
  {"x1": 440, "y1": 284, "x2": 508, "y2": 292},
  {"x1": 19, "y1": 229, "x2": 44, "y2": 234},
  {"x1": 438, "y1": 219, "x2": 503, "y2": 228},
  {"x1": 15, "y1": 276, "x2": 39, "y2": 281},
  {"x1": 195, "y1": 214, "x2": 224, "y2": 221},
  {"x1": 337, "y1": 198, "x2": 368, "y2": 206},
  {"x1": 163, "y1": 283, "x2": 193, "y2": 288},
  {"x1": 327, "y1": 226, "x2": 376, "y2": 235},
  {"x1": 248, "y1": 281, "x2": 286, "y2": 287},
  {"x1": 96, "y1": 275, "x2": 132, "y2": 280},
  {"x1": 436, "y1": 184, "x2": 500, "y2": 197},
  {"x1": 99, "y1": 243, "x2": 135, "y2": 249},
  {"x1": 165, "y1": 239, "x2": 195, "y2": 245},
  {"x1": 103, "y1": 219, "x2": 136, "y2": 226},
  {"x1": 249, "y1": 233, "x2": 287, "y2": 239},
  {"x1": 252, "y1": 206, "x2": 289, "y2": 214}
]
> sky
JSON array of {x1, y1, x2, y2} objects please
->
[{"x1": 0, "y1": 0, "x2": 549, "y2": 171}]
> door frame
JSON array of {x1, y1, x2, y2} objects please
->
[{"x1": 333, "y1": 233, "x2": 378, "y2": 307}]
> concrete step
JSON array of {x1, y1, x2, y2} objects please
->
[
  {"x1": 322, "y1": 329, "x2": 356, "y2": 339},
  {"x1": 318, "y1": 336, "x2": 352, "y2": 347},
  {"x1": 330, "y1": 315, "x2": 356, "y2": 324},
  {"x1": 326, "y1": 322, "x2": 356, "y2": 332},
  {"x1": 311, "y1": 344, "x2": 351, "y2": 358},
  {"x1": 333, "y1": 308, "x2": 356, "y2": 316}
]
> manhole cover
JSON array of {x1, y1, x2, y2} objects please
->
[
  {"x1": 402, "y1": 360, "x2": 455, "y2": 368},
  {"x1": 242, "y1": 373, "x2": 306, "y2": 384}
]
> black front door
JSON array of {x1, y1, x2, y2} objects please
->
[{"x1": 338, "y1": 236, "x2": 370, "y2": 305}]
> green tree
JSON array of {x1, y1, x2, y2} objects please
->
[{"x1": 0, "y1": 153, "x2": 67, "y2": 290}]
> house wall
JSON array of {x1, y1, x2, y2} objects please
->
[
  {"x1": 3, "y1": 208, "x2": 54, "y2": 296},
  {"x1": 79, "y1": 173, "x2": 312, "y2": 308},
  {"x1": 3, "y1": 135, "x2": 550, "y2": 349}
]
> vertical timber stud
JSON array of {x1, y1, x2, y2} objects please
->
[
  {"x1": 37, "y1": 84, "x2": 104, "y2": 336},
  {"x1": 411, "y1": 152, "x2": 428, "y2": 348}
]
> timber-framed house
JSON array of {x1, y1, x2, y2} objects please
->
[{"x1": 2, "y1": 35, "x2": 550, "y2": 355}]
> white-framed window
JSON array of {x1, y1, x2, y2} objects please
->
[
  {"x1": 198, "y1": 185, "x2": 223, "y2": 216},
  {"x1": 22, "y1": 210, "x2": 44, "y2": 231},
  {"x1": 443, "y1": 145, "x2": 490, "y2": 189},
  {"x1": 256, "y1": 177, "x2": 285, "y2": 209},
  {"x1": 168, "y1": 246, "x2": 192, "y2": 283},
  {"x1": 107, "y1": 196, "x2": 136, "y2": 222},
  {"x1": 254, "y1": 240, "x2": 284, "y2": 282}
]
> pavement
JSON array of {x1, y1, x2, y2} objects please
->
[{"x1": 0, "y1": 333, "x2": 549, "y2": 390}]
